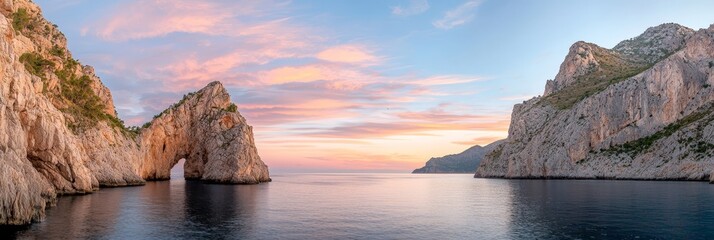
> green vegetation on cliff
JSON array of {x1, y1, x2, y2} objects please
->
[
  {"x1": 56, "y1": 60, "x2": 132, "y2": 134},
  {"x1": 18, "y1": 50, "x2": 133, "y2": 134},
  {"x1": 541, "y1": 46, "x2": 652, "y2": 109},
  {"x1": 605, "y1": 104, "x2": 714, "y2": 157},
  {"x1": 226, "y1": 103, "x2": 237, "y2": 112},
  {"x1": 19, "y1": 52, "x2": 53, "y2": 79},
  {"x1": 153, "y1": 91, "x2": 200, "y2": 120},
  {"x1": 11, "y1": 8, "x2": 34, "y2": 33}
]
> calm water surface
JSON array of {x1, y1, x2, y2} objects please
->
[{"x1": 5, "y1": 173, "x2": 714, "y2": 239}]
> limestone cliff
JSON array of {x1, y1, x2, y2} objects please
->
[
  {"x1": 0, "y1": 0, "x2": 269, "y2": 225},
  {"x1": 139, "y1": 82, "x2": 270, "y2": 184},
  {"x1": 476, "y1": 23, "x2": 714, "y2": 181},
  {"x1": 412, "y1": 140, "x2": 502, "y2": 173}
]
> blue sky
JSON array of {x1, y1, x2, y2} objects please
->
[{"x1": 34, "y1": 0, "x2": 714, "y2": 172}]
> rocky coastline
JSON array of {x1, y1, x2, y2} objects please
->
[{"x1": 0, "y1": 0, "x2": 270, "y2": 225}]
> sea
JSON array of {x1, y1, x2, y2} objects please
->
[{"x1": 4, "y1": 172, "x2": 714, "y2": 239}]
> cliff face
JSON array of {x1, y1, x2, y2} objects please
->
[
  {"x1": 412, "y1": 140, "x2": 502, "y2": 173},
  {"x1": 476, "y1": 23, "x2": 714, "y2": 181},
  {"x1": 0, "y1": 0, "x2": 269, "y2": 225}
]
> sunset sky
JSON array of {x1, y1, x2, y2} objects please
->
[{"x1": 35, "y1": 0, "x2": 714, "y2": 172}]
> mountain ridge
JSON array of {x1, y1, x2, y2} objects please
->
[{"x1": 412, "y1": 140, "x2": 503, "y2": 173}]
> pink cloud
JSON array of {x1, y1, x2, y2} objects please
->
[
  {"x1": 262, "y1": 65, "x2": 331, "y2": 84},
  {"x1": 407, "y1": 75, "x2": 486, "y2": 86},
  {"x1": 258, "y1": 63, "x2": 377, "y2": 85},
  {"x1": 259, "y1": 139, "x2": 371, "y2": 145},
  {"x1": 451, "y1": 136, "x2": 504, "y2": 146},
  {"x1": 316, "y1": 45, "x2": 380, "y2": 64},
  {"x1": 88, "y1": 0, "x2": 295, "y2": 41},
  {"x1": 397, "y1": 109, "x2": 507, "y2": 122},
  {"x1": 239, "y1": 100, "x2": 363, "y2": 125},
  {"x1": 85, "y1": 0, "x2": 318, "y2": 92},
  {"x1": 301, "y1": 120, "x2": 510, "y2": 139},
  {"x1": 93, "y1": 1, "x2": 230, "y2": 41}
]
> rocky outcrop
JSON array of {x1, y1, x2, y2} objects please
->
[
  {"x1": 613, "y1": 23, "x2": 694, "y2": 64},
  {"x1": 544, "y1": 23, "x2": 693, "y2": 96},
  {"x1": 0, "y1": 0, "x2": 269, "y2": 225},
  {"x1": 412, "y1": 140, "x2": 502, "y2": 173},
  {"x1": 139, "y1": 82, "x2": 270, "y2": 184},
  {"x1": 476, "y1": 23, "x2": 714, "y2": 182}
]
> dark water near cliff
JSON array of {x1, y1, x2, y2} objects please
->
[{"x1": 5, "y1": 173, "x2": 714, "y2": 239}]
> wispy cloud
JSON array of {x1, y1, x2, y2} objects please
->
[
  {"x1": 407, "y1": 75, "x2": 486, "y2": 86},
  {"x1": 397, "y1": 110, "x2": 503, "y2": 123},
  {"x1": 433, "y1": 0, "x2": 482, "y2": 29},
  {"x1": 302, "y1": 120, "x2": 509, "y2": 139},
  {"x1": 451, "y1": 136, "x2": 504, "y2": 146},
  {"x1": 89, "y1": 1, "x2": 230, "y2": 40},
  {"x1": 85, "y1": 0, "x2": 296, "y2": 41},
  {"x1": 392, "y1": 0, "x2": 430, "y2": 16},
  {"x1": 316, "y1": 45, "x2": 380, "y2": 65}
]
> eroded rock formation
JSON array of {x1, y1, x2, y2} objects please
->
[
  {"x1": 0, "y1": 0, "x2": 269, "y2": 225},
  {"x1": 476, "y1": 23, "x2": 714, "y2": 181},
  {"x1": 139, "y1": 82, "x2": 270, "y2": 184}
]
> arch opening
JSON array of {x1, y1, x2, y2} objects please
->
[{"x1": 170, "y1": 158, "x2": 186, "y2": 180}]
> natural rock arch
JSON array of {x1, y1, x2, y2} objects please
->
[{"x1": 138, "y1": 82, "x2": 271, "y2": 184}]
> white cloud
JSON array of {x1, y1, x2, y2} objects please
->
[
  {"x1": 391, "y1": 0, "x2": 430, "y2": 16},
  {"x1": 432, "y1": 0, "x2": 482, "y2": 29}
]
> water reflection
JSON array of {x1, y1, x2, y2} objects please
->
[
  {"x1": 7, "y1": 178, "x2": 261, "y2": 239},
  {"x1": 506, "y1": 180, "x2": 714, "y2": 239},
  {"x1": 28, "y1": 186, "x2": 129, "y2": 239},
  {"x1": 8, "y1": 175, "x2": 714, "y2": 239},
  {"x1": 180, "y1": 181, "x2": 260, "y2": 238}
]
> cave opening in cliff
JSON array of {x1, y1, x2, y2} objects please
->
[{"x1": 171, "y1": 158, "x2": 186, "y2": 179}]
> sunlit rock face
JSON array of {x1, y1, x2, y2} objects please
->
[
  {"x1": 0, "y1": 0, "x2": 269, "y2": 225},
  {"x1": 139, "y1": 81, "x2": 271, "y2": 184},
  {"x1": 477, "y1": 23, "x2": 714, "y2": 182}
]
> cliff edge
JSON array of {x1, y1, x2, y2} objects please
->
[{"x1": 476, "y1": 23, "x2": 714, "y2": 182}]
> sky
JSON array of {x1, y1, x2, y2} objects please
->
[{"x1": 34, "y1": 0, "x2": 714, "y2": 173}]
